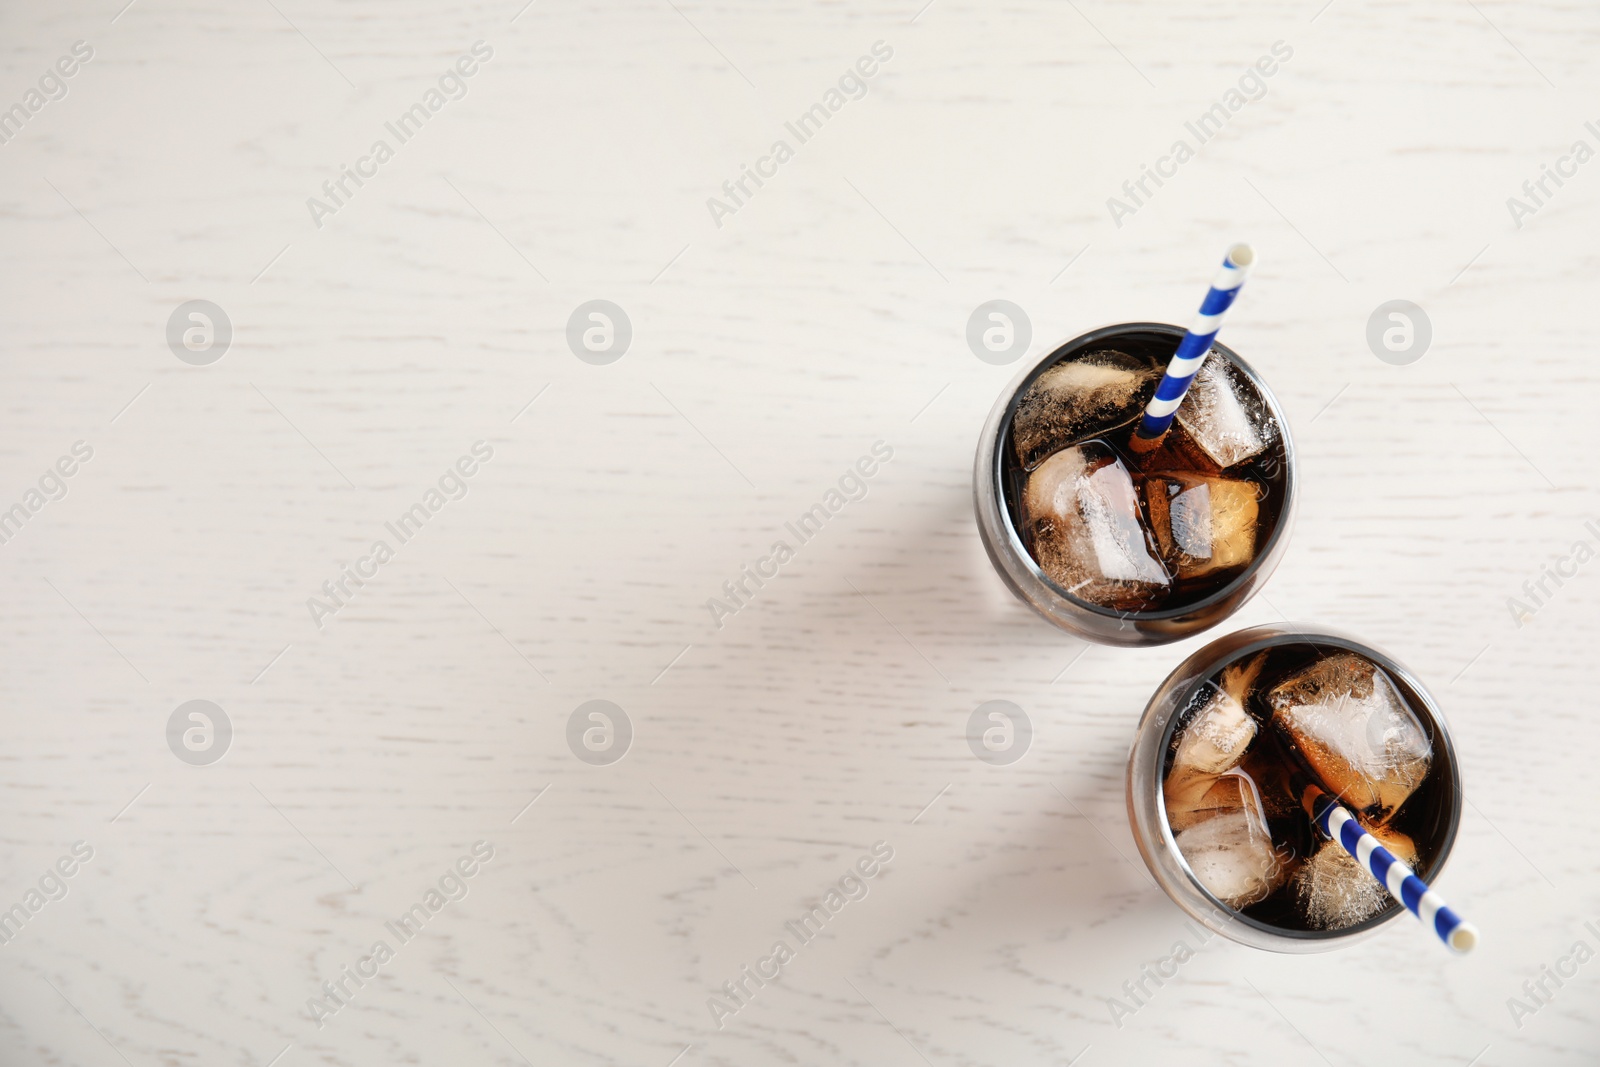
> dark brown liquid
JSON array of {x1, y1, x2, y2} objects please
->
[
  {"x1": 1000, "y1": 332, "x2": 1289, "y2": 613},
  {"x1": 1162, "y1": 642, "x2": 1455, "y2": 933}
]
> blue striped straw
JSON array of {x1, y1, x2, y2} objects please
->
[
  {"x1": 1130, "y1": 243, "x2": 1255, "y2": 452},
  {"x1": 1304, "y1": 786, "x2": 1478, "y2": 954}
]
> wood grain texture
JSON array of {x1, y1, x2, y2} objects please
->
[{"x1": 0, "y1": 0, "x2": 1597, "y2": 1064}]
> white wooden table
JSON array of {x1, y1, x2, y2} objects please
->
[{"x1": 2, "y1": 1, "x2": 1596, "y2": 1064}]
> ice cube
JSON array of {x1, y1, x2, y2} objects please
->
[
  {"x1": 1023, "y1": 442, "x2": 1169, "y2": 609},
  {"x1": 1169, "y1": 654, "x2": 1267, "y2": 776},
  {"x1": 1171, "y1": 683, "x2": 1256, "y2": 778},
  {"x1": 1144, "y1": 472, "x2": 1260, "y2": 578},
  {"x1": 1165, "y1": 654, "x2": 1271, "y2": 828},
  {"x1": 1011, "y1": 350, "x2": 1159, "y2": 468},
  {"x1": 1173, "y1": 354, "x2": 1276, "y2": 469},
  {"x1": 1268, "y1": 654, "x2": 1432, "y2": 820},
  {"x1": 1294, "y1": 824, "x2": 1417, "y2": 930},
  {"x1": 1167, "y1": 770, "x2": 1265, "y2": 833},
  {"x1": 1173, "y1": 794, "x2": 1286, "y2": 908}
]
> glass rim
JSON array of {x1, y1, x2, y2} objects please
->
[{"x1": 989, "y1": 321, "x2": 1298, "y2": 623}]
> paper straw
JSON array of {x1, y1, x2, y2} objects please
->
[
  {"x1": 1129, "y1": 244, "x2": 1255, "y2": 453},
  {"x1": 1303, "y1": 785, "x2": 1478, "y2": 954}
]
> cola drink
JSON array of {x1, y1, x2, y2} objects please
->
[
  {"x1": 975, "y1": 323, "x2": 1295, "y2": 647},
  {"x1": 1127, "y1": 625, "x2": 1463, "y2": 949}
]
